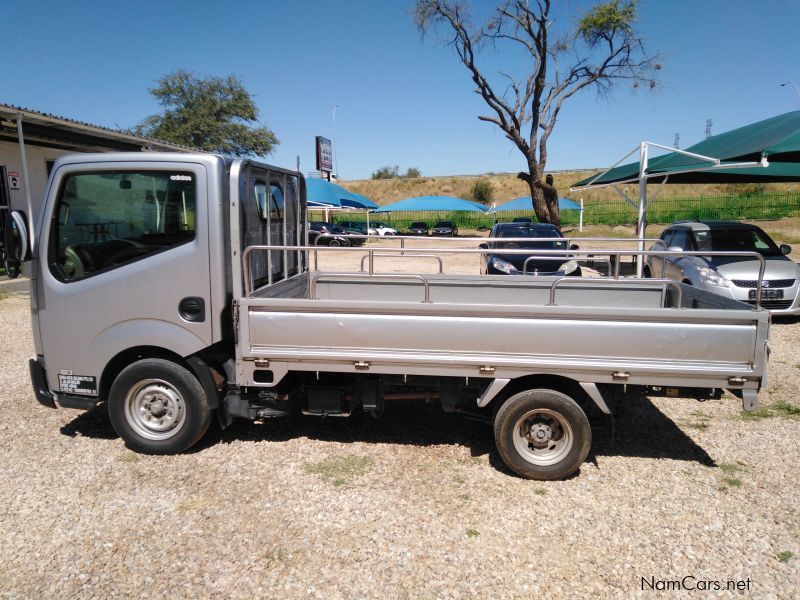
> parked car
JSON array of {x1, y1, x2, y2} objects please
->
[
  {"x1": 370, "y1": 221, "x2": 397, "y2": 236},
  {"x1": 480, "y1": 222, "x2": 581, "y2": 276},
  {"x1": 308, "y1": 222, "x2": 363, "y2": 246},
  {"x1": 645, "y1": 220, "x2": 800, "y2": 313},
  {"x1": 336, "y1": 220, "x2": 377, "y2": 236},
  {"x1": 432, "y1": 220, "x2": 458, "y2": 237},
  {"x1": 408, "y1": 221, "x2": 429, "y2": 236}
]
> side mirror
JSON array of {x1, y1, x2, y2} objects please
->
[
  {"x1": 1, "y1": 210, "x2": 30, "y2": 278},
  {"x1": 570, "y1": 244, "x2": 580, "y2": 251},
  {"x1": 478, "y1": 243, "x2": 488, "y2": 250},
  {"x1": 667, "y1": 245, "x2": 683, "y2": 253},
  {"x1": 780, "y1": 244, "x2": 792, "y2": 255},
  {"x1": 3, "y1": 210, "x2": 31, "y2": 262}
]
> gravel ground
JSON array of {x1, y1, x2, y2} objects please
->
[{"x1": 1, "y1": 241, "x2": 799, "y2": 597}]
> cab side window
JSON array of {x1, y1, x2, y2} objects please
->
[{"x1": 50, "y1": 171, "x2": 196, "y2": 281}]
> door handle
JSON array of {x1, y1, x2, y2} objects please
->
[{"x1": 179, "y1": 297, "x2": 205, "y2": 322}]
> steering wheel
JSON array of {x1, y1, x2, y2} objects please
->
[{"x1": 62, "y1": 246, "x2": 87, "y2": 279}]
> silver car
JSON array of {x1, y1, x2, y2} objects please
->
[{"x1": 645, "y1": 221, "x2": 800, "y2": 314}]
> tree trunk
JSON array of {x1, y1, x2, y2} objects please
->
[{"x1": 528, "y1": 183, "x2": 551, "y2": 224}]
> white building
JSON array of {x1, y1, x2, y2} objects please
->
[{"x1": 1, "y1": 103, "x2": 192, "y2": 224}]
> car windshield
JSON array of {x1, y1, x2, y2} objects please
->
[
  {"x1": 496, "y1": 227, "x2": 565, "y2": 249},
  {"x1": 435, "y1": 221, "x2": 453, "y2": 227},
  {"x1": 328, "y1": 224, "x2": 347, "y2": 234},
  {"x1": 411, "y1": 222, "x2": 426, "y2": 228},
  {"x1": 693, "y1": 228, "x2": 782, "y2": 257}
]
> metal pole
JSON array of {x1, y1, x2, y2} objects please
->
[
  {"x1": 15, "y1": 116, "x2": 35, "y2": 249},
  {"x1": 579, "y1": 198, "x2": 584, "y2": 232},
  {"x1": 781, "y1": 81, "x2": 800, "y2": 110},
  {"x1": 636, "y1": 142, "x2": 649, "y2": 277},
  {"x1": 332, "y1": 104, "x2": 339, "y2": 177}
]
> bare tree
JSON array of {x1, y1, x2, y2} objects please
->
[{"x1": 415, "y1": 0, "x2": 659, "y2": 227}]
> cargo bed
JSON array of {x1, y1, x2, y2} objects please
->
[{"x1": 236, "y1": 271, "x2": 769, "y2": 399}]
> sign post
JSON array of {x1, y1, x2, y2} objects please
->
[{"x1": 315, "y1": 136, "x2": 333, "y2": 181}]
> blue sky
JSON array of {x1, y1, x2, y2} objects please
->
[{"x1": 2, "y1": 0, "x2": 799, "y2": 179}]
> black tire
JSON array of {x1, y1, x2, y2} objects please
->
[
  {"x1": 643, "y1": 266, "x2": 652, "y2": 278},
  {"x1": 4, "y1": 255, "x2": 21, "y2": 279},
  {"x1": 108, "y1": 358, "x2": 212, "y2": 454},
  {"x1": 328, "y1": 238, "x2": 341, "y2": 247},
  {"x1": 494, "y1": 388, "x2": 591, "y2": 480}
]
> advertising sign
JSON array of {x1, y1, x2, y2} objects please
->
[{"x1": 316, "y1": 136, "x2": 333, "y2": 173}]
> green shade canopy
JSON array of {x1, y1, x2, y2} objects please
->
[{"x1": 573, "y1": 110, "x2": 800, "y2": 188}]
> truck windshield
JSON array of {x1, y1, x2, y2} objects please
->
[{"x1": 50, "y1": 171, "x2": 196, "y2": 281}]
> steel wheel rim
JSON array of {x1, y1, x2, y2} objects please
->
[
  {"x1": 512, "y1": 408, "x2": 574, "y2": 466},
  {"x1": 124, "y1": 378, "x2": 187, "y2": 441}
]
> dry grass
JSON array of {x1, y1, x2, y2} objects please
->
[
  {"x1": 303, "y1": 454, "x2": 374, "y2": 487},
  {"x1": 342, "y1": 170, "x2": 800, "y2": 206}
]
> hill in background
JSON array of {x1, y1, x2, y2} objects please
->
[{"x1": 342, "y1": 170, "x2": 799, "y2": 206}]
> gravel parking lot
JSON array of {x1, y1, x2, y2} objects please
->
[{"x1": 1, "y1": 240, "x2": 798, "y2": 597}]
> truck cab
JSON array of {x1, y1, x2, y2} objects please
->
[{"x1": 26, "y1": 153, "x2": 304, "y2": 452}]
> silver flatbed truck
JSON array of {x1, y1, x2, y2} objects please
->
[{"x1": 12, "y1": 153, "x2": 770, "y2": 480}]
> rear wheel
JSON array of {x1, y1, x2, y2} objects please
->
[
  {"x1": 108, "y1": 358, "x2": 212, "y2": 454},
  {"x1": 328, "y1": 238, "x2": 341, "y2": 247},
  {"x1": 643, "y1": 266, "x2": 651, "y2": 278},
  {"x1": 494, "y1": 388, "x2": 590, "y2": 480}
]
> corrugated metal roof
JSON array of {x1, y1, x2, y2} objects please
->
[{"x1": 0, "y1": 102, "x2": 198, "y2": 153}]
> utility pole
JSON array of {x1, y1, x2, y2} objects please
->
[
  {"x1": 705, "y1": 119, "x2": 713, "y2": 139},
  {"x1": 332, "y1": 104, "x2": 339, "y2": 178},
  {"x1": 780, "y1": 81, "x2": 800, "y2": 110}
]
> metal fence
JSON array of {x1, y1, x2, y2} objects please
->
[{"x1": 309, "y1": 191, "x2": 800, "y2": 231}]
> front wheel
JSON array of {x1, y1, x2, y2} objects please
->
[
  {"x1": 108, "y1": 358, "x2": 212, "y2": 454},
  {"x1": 494, "y1": 388, "x2": 590, "y2": 480}
]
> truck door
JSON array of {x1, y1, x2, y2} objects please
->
[{"x1": 36, "y1": 161, "x2": 213, "y2": 394}]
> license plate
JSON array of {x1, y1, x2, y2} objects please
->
[{"x1": 749, "y1": 288, "x2": 783, "y2": 300}]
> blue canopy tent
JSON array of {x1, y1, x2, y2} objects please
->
[
  {"x1": 373, "y1": 196, "x2": 489, "y2": 213},
  {"x1": 492, "y1": 197, "x2": 582, "y2": 211},
  {"x1": 305, "y1": 178, "x2": 376, "y2": 209},
  {"x1": 350, "y1": 192, "x2": 379, "y2": 210},
  {"x1": 305, "y1": 178, "x2": 379, "y2": 229}
]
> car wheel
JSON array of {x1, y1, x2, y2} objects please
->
[
  {"x1": 494, "y1": 388, "x2": 591, "y2": 480},
  {"x1": 108, "y1": 358, "x2": 212, "y2": 454},
  {"x1": 643, "y1": 266, "x2": 651, "y2": 278},
  {"x1": 328, "y1": 239, "x2": 341, "y2": 247}
]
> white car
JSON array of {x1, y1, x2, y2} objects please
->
[{"x1": 371, "y1": 222, "x2": 397, "y2": 236}]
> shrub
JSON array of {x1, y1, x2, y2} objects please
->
[
  {"x1": 371, "y1": 165, "x2": 399, "y2": 180},
  {"x1": 471, "y1": 178, "x2": 494, "y2": 204}
]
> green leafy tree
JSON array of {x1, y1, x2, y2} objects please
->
[
  {"x1": 404, "y1": 167, "x2": 422, "y2": 178},
  {"x1": 371, "y1": 165, "x2": 400, "y2": 179},
  {"x1": 135, "y1": 70, "x2": 278, "y2": 157},
  {"x1": 415, "y1": 0, "x2": 660, "y2": 227}
]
